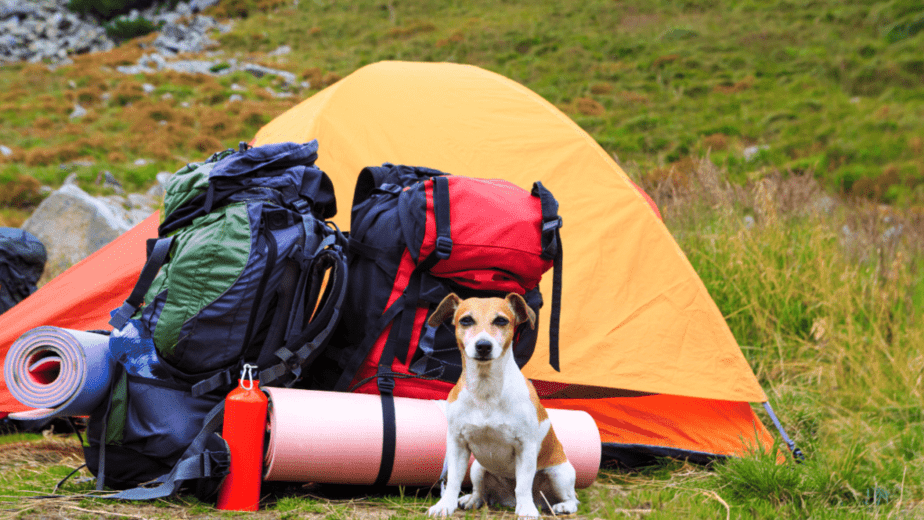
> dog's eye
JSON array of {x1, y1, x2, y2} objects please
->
[
  {"x1": 493, "y1": 316, "x2": 510, "y2": 327},
  {"x1": 459, "y1": 316, "x2": 475, "y2": 326}
]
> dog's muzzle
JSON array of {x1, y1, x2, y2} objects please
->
[{"x1": 474, "y1": 339, "x2": 493, "y2": 360}]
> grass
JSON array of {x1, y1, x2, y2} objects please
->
[{"x1": 1, "y1": 0, "x2": 923, "y2": 518}]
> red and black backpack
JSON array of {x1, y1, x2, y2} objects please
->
[{"x1": 309, "y1": 164, "x2": 562, "y2": 484}]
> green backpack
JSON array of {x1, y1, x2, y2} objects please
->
[{"x1": 85, "y1": 140, "x2": 348, "y2": 497}]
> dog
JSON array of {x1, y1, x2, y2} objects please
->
[{"x1": 427, "y1": 293, "x2": 579, "y2": 519}]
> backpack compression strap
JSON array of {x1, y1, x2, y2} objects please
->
[
  {"x1": 109, "y1": 237, "x2": 174, "y2": 330},
  {"x1": 106, "y1": 401, "x2": 229, "y2": 500},
  {"x1": 371, "y1": 175, "x2": 452, "y2": 487},
  {"x1": 531, "y1": 182, "x2": 563, "y2": 371}
]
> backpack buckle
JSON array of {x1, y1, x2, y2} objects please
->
[
  {"x1": 434, "y1": 236, "x2": 453, "y2": 260},
  {"x1": 543, "y1": 216, "x2": 563, "y2": 232},
  {"x1": 377, "y1": 366, "x2": 395, "y2": 395},
  {"x1": 109, "y1": 302, "x2": 137, "y2": 329},
  {"x1": 291, "y1": 198, "x2": 310, "y2": 214}
]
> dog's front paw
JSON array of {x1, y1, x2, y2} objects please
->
[
  {"x1": 428, "y1": 499, "x2": 457, "y2": 517},
  {"x1": 551, "y1": 499, "x2": 579, "y2": 515},
  {"x1": 515, "y1": 502, "x2": 541, "y2": 519},
  {"x1": 458, "y1": 493, "x2": 484, "y2": 510}
]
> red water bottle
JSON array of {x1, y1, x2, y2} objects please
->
[{"x1": 216, "y1": 364, "x2": 268, "y2": 511}]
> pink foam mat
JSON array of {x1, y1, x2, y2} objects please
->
[{"x1": 263, "y1": 388, "x2": 600, "y2": 488}]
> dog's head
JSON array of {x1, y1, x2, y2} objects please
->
[{"x1": 428, "y1": 293, "x2": 536, "y2": 363}]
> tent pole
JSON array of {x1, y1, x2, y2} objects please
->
[{"x1": 762, "y1": 401, "x2": 804, "y2": 461}]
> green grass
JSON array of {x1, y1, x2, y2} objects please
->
[{"x1": 1, "y1": 0, "x2": 923, "y2": 518}]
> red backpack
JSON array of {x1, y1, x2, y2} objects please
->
[
  {"x1": 313, "y1": 163, "x2": 562, "y2": 392},
  {"x1": 308, "y1": 164, "x2": 562, "y2": 484}
]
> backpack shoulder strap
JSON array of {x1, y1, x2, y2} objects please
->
[
  {"x1": 109, "y1": 237, "x2": 174, "y2": 330},
  {"x1": 258, "y1": 231, "x2": 349, "y2": 386}
]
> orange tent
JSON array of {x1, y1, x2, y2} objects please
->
[
  {"x1": 0, "y1": 61, "x2": 792, "y2": 464},
  {"x1": 251, "y1": 61, "x2": 787, "y2": 463}
]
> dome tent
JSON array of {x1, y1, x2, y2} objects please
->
[{"x1": 250, "y1": 60, "x2": 793, "y2": 464}]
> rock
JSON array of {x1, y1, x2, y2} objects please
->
[
  {"x1": 743, "y1": 145, "x2": 769, "y2": 162},
  {"x1": 102, "y1": 170, "x2": 125, "y2": 194},
  {"x1": 0, "y1": 145, "x2": 11, "y2": 156},
  {"x1": 22, "y1": 183, "x2": 135, "y2": 273},
  {"x1": 269, "y1": 45, "x2": 291, "y2": 56},
  {"x1": 0, "y1": 0, "x2": 227, "y2": 65},
  {"x1": 243, "y1": 63, "x2": 297, "y2": 85},
  {"x1": 145, "y1": 171, "x2": 172, "y2": 200},
  {"x1": 69, "y1": 103, "x2": 87, "y2": 119}
]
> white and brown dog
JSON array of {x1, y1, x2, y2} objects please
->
[{"x1": 427, "y1": 293, "x2": 578, "y2": 519}]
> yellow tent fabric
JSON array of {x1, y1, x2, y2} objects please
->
[{"x1": 253, "y1": 60, "x2": 767, "y2": 405}]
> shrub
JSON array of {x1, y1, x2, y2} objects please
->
[
  {"x1": 66, "y1": 0, "x2": 162, "y2": 21},
  {"x1": 104, "y1": 17, "x2": 162, "y2": 42}
]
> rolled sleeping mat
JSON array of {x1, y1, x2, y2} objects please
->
[
  {"x1": 263, "y1": 387, "x2": 601, "y2": 488},
  {"x1": 4, "y1": 327, "x2": 113, "y2": 421}
]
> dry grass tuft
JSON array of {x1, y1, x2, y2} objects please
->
[
  {"x1": 388, "y1": 21, "x2": 437, "y2": 38},
  {"x1": 436, "y1": 30, "x2": 464, "y2": 47},
  {"x1": 198, "y1": 81, "x2": 229, "y2": 105},
  {"x1": 72, "y1": 43, "x2": 145, "y2": 69},
  {"x1": 849, "y1": 164, "x2": 901, "y2": 202},
  {"x1": 34, "y1": 116, "x2": 56, "y2": 131},
  {"x1": 652, "y1": 54, "x2": 680, "y2": 68},
  {"x1": 72, "y1": 86, "x2": 104, "y2": 105},
  {"x1": 198, "y1": 108, "x2": 242, "y2": 139},
  {"x1": 908, "y1": 136, "x2": 922, "y2": 155},
  {"x1": 23, "y1": 144, "x2": 81, "y2": 167},
  {"x1": 239, "y1": 105, "x2": 270, "y2": 128},
  {"x1": 702, "y1": 133, "x2": 730, "y2": 151},
  {"x1": 634, "y1": 156, "x2": 832, "y2": 225},
  {"x1": 302, "y1": 67, "x2": 323, "y2": 87},
  {"x1": 714, "y1": 75, "x2": 756, "y2": 94},
  {"x1": 111, "y1": 81, "x2": 146, "y2": 106},
  {"x1": 191, "y1": 134, "x2": 224, "y2": 154},
  {"x1": 617, "y1": 90, "x2": 650, "y2": 105},
  {"x1": 322, "y1": 72, "x2": 342, "y2": 87},
  {"x1": 0, "y1": 174, "x2": 43, "y2": 208},
  {"x1": 590, "y1": 82, "x2": 613, "y2": 95},
  {"x1": 0, "y1": 437, "x2": 84, "y2": 468},
  {"x1": 0, "y1": 88, "x2": 30, "y2": 102},
  {"x1": 576, "y1": 97, "x2": 606, "y2": 116}
]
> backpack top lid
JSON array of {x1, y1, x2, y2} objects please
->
[
  {"x1": 159, "y1": 141, "x2": 337, "y2": 237},
  {"x1": 208, "y1": 140, "x2": 337, "y2": 220}
]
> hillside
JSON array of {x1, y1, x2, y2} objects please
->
[{"x1": 1, "y1": 0, "x2": 923, "y2": 219}]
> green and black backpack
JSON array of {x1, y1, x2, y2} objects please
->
[{"x1": 84, "y1": 140, "x2": 348, "y2": 498}]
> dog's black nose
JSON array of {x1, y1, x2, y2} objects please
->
[{"x1": 475, "y1": 340, "x2": 493, "y2": 357}]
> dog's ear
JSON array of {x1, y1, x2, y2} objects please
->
[
  {"x1": 505, "y1": 293, "x2": 536, "y2": 330},
  {"x1": 429, "y1": 293, "x2": 462, "y2": 328}
]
